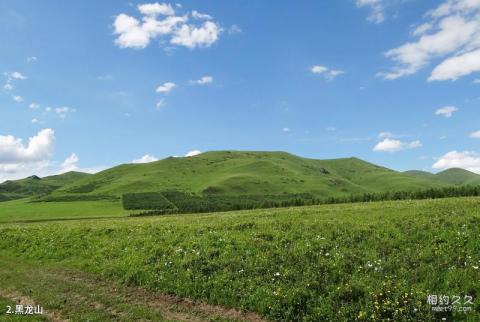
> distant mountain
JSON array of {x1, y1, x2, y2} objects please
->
[
  {"x1": 7, "y1": 151, "x2": 479, "y2": 204},
  {"x1": 404, "y1": 168, "x2": 480, "y2": 186},
  {"x1": 0, "y1": 171, "x2": 91, "y2": 202},
  {"x1": 42, "y1": 151, "x2": 445, "y2": 200}
]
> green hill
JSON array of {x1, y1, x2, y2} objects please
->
[
  {"x1": 405, "y1": 168, "x2": 480, "y2": 186},
  {"x1": 0, "y1": 171, "x2": 91, "y2": 202},
  {"x1": 51, "y1": 151, "x2": 444, "y2": 199}
]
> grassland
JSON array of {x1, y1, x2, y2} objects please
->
[
  {"x1": 49, "y1": 151, "x2": 444, "y2": 198},
  {"x1": 0, "y1": 199, "x2": 125, "y2": 223},
  {"x1": 0, "y1": 197, "x2": 478, "y2": 321}
]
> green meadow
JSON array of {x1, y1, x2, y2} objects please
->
[{"x1": 0, "y1": 197, "x2": 478, "y2": 321}]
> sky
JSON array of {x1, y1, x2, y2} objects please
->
[{"x1": 1, "y1": 0, "x2": 480, "y2": 182}]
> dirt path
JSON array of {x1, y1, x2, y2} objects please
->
[{"x1": 0, "y1": 255, "x2": 266, "y2": 322}]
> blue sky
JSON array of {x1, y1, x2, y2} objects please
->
[{"x1": 1, "y1": 0, "x2": 480, "y2": 181}]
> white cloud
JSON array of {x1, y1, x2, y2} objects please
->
[
  {"x1": 26, "y1": 56, "x2": 37, "y2": 63},
  {"x1": 473, "y1": 78, "x2": 480, "y2": 83},
  {"x1": 170, "y1": 21, "x2": 221, "y2": 49},
  {"x1": 13, "y1": 95, "x2": 23, "y2": 102},
  {"x1": 156, "y1": 82, "x2": 176, "y2": 93},
  {"x1": 380, "y1": 1, "x2": 480, "y2": 80},
  {"x1": 469, "y1": 130, "x2": 480, "y2": 138},
  {"x1": 311, "y1": 65, "x2": 344, "y2": 80},
  {"x1": 282, "y1": 127, "x2": 291, "y2": 132},
  {"x1": 0, "y1": 130, "x2": 107, "y2": 182},
  {"x1": 311, "y1": 65, "x2": 328, "y2": 74},
  {"x1": 8, "y1": 72, "x2": 27, "y2": 80},
  {"x1": 113, "y1": 5, "x2": 221, "y2": 50},
  {"x1": 31, "y1": 118, "x2": 39, "y2": 124},
  {"x1": 3, "y1": 71, "x2": 26, "y2": 93},
  {"x1": 29, "y1": 103, "x2": 40, "y2": 109},
  {"x1": 429, "y1": 48, "x2": 480, "y2": 81},
  {"x1": 191, "y1": 10, "x2": 212, "y2": 20},
  {"x1": 228, "y1": 24, "x2": 242, "y2": 35},
  {"x1": 412, "y1": 23, "x2": 433, "y2": 36},
  {"x1": 435, "y1": 105, "x2": 458, "y2": 118},
  {"x1": 432, "y1": 150, "x2": 480, "y2": 173},
  {"x1": 378, "y1": 131, "x2": 394, "y2": 139},
  {"x1": 60, "y1": 153, "x2": 79, "y2": 172},
  {"x1": 326, "y1": 126, "x2": 337, "y2": 132},
  {"x1": 45, "y1": 106, "x2": 75, "y2": 119},
  {"x1": 373, "y1": 138, "x2": 422, "y2": 152},
  {"x1": 113, "y1": 14, "x2": 151, "y2": 49},
  {"x1": 190, "y1": 75, "x2": 213, "y2": 85},
  {"x1": 156, "y1": 98, "x2": 167, "y2": 109},
  {"x1": 356, "y1": 0, "x2": 385, "y2": 24},
  {"x1": 138, "y1": 3, "x2": 175, "y2": 16},
  {"x1": 185, "y1": 150, "x2": 201, "y2": 157},
  {"x1": 0, "y1": 129, "x2": 55, "y2": 164},
  {"x1": 132, "y1": 154, "x2": 158, "y2": 163}
]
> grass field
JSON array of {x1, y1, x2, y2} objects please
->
[
  {"x1": 0, "y1": 197, "x2": 478, "y2": 321},
  {"x1": 0, "y1": 199, "x2": 126, "y2": 223}
]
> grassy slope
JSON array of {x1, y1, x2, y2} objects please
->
[
  {"x1": 0, "y1": 198, "x2": 478, "y2": 321},
  {"x1": 405, "y1": 168, "x2": 480, "y2": 186},
  {"x1": 0, "y1": 198, "x2": 125, "y2": 223},
  {"x1": 0, "y1": 171, "x2": 90, "y2": 201},
  {"x1": 55, "y1": 151, "x2": 443, "y2": 197}
]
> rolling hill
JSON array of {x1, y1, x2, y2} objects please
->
[
  {"x1": 0, "y1": 171, "x2": 91, "y2": 202},
  {"x1": 48, "y1": 151, "x2": 445, "y2": 199},
  {"x1": 404, "y1": 168, "x2": 480, "y2": 186}
]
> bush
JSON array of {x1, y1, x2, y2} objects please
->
[{"x1": 123, "y1": 192, "x2": 177, "y2": 211}]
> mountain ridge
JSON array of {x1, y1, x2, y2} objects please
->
[{"x1": 2, "y1": 151, "x2": 479, "y2": 203}]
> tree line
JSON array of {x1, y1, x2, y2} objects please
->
[{"x1": 123, "y1": 185, "x2": 480, "y2": 216}]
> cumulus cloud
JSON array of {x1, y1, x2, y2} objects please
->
[
  {"x1": 156, "y1": 82, "x2": 176, "y2": 93},
  {"x1": 356, "y1": 0, "x2": 385, "y2": 24},
  {"x1": 113, "y1": 3, "x2": 222, "y2": 49},
  {"x1": 282, "y1": 127, "x2": 291, "y2": 133},
  {"x1": 469, "y1": 130, "x2": 480, "y2": 138},
  {"x1": 373, "y1": 138, "x2": 422, "y2": 152},
  {"x1": 60, "y1": 153, "x2": 79, "y2": 172},
  {"x1": 138, "y1": 3, "x2": 175, "y2": 16},
  {"x1": 380, "y1": 0, "x2": 480, "y2": 80},
  {"x1": 29, "y1": 103, "x2": 40, "y2": 109},
  {"x1": 190, "y1": 75, "x2": 213, "y2": 85},
  {"x1": 185, "y1": 150, "x2": 201, "y2": 157},
  {"x1": 132, "y1": 154, "x2": 158, "y2": 163},
  {"x1": 433, "y1": 150, "x2": 480, "y2": 173},
  {"x1": 170, "y1": 21, "x2": 221, "y2": 48},
  {"x1": 26, "y1": 56, "x2": 37, "y2": 63},
  {"x1": 0, "y1": 130, "x2": 106, "y2": 182},
  {"x1": 0, "y1": 129, "x2": 55, "y2": 164},
  {"x1": 3, "y1": 83, "x2": 13, "y2": 91},
  {"x1": 311, "y1": 65, "x2": 344, "y2": 80},
  {"x1": 435, "y1": 105, "x2": 458, "y2": 118}
]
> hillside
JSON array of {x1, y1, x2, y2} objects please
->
[
  {"x1": 0, "y1": 171, "x2": 91, "y2": 202},
  {"x1": 405, "y1": 168, "x2": 480, "y2": 186},
  {"x1": 49, "y1": 151, "x2": 444, "y2": 199}
]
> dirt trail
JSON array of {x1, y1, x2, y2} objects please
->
[
  {"x1": 0, "y1": 290, "x2": 65, "y2": 322},
  {"x1": 0, "y1": 256, "x2": 266, "y2": 322}
]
